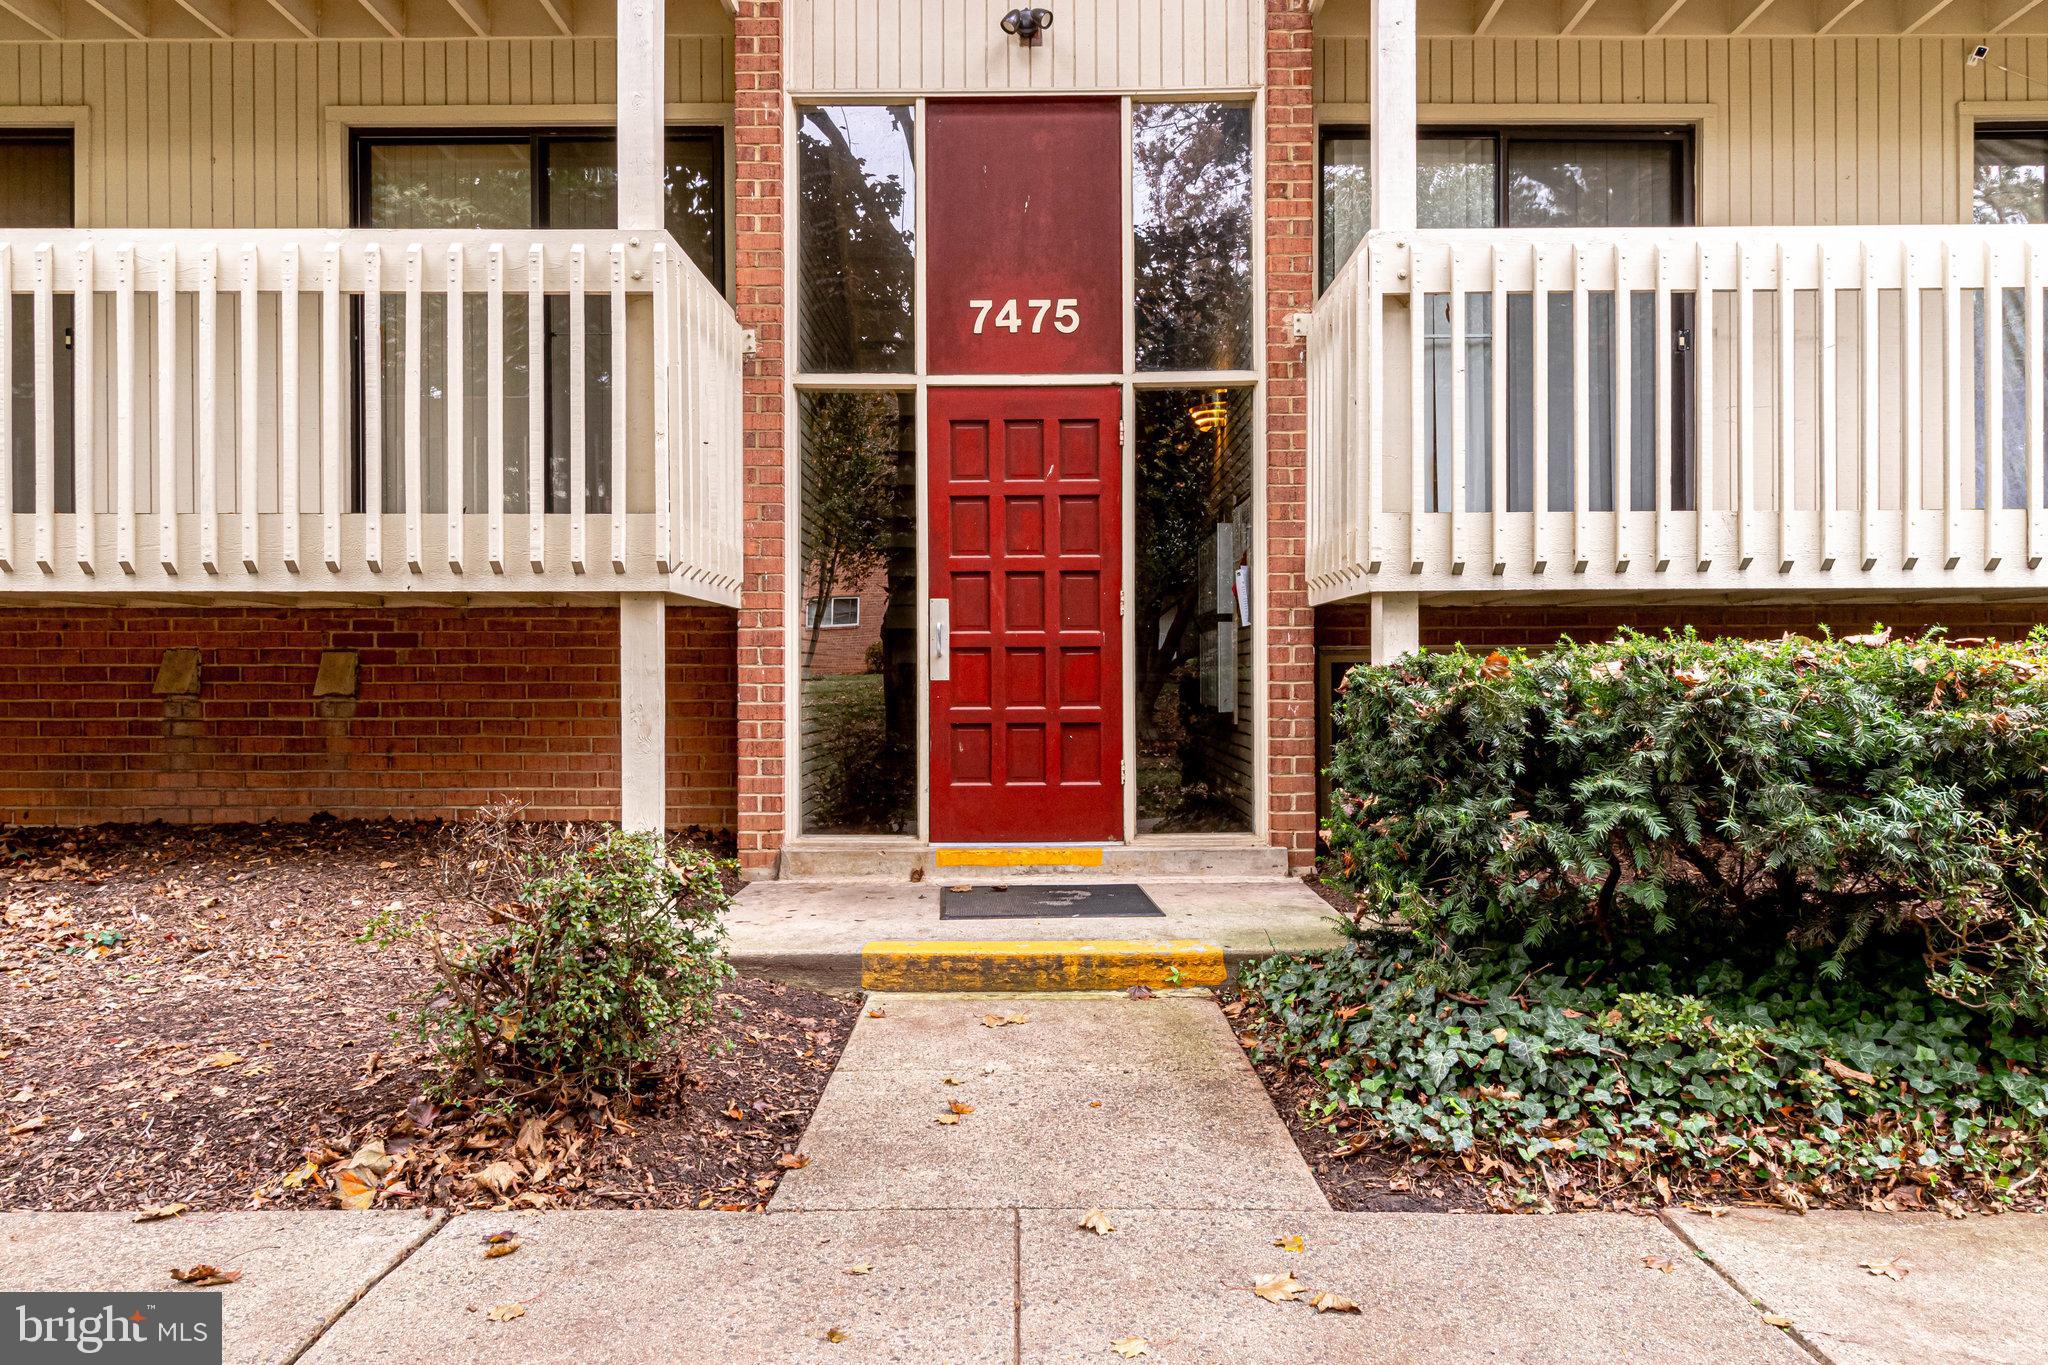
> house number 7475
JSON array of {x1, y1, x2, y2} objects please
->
[{"x1": 968, "y1": 298, "x2": 1081, "y2": 335}]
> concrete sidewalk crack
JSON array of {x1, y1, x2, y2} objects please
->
[
  {"x1": 280, "y1": 1213, "x2": 450, "y2": 1365},
  {"x1": 1657, "y1": 1210, "x2": 1834, "y2": 1365},
  {"x1": 1011, "y1": 1207, "x2": 1023, "y2": 1365}
]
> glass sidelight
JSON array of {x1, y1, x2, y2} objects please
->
[{"x1": 351, "y1": 128, "x2": 724, "y2": 514}]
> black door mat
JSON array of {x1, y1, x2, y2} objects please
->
[{"x1": 938, "y1": 883, "x2": 1165, "y2": 919}]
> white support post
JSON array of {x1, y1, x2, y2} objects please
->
[
  {"x1": 1370, "y1": 592, "x2": 1421, "y2": 665},
  {"x1": 619, "y1": 592, "x2": 668, "y2": 833},
  {"x1": 616, "y1": 0, "x2": 666, "y2": 233},
  {"x1": 1369, "y1": 0, "x2": 1417, "y2": 235}
]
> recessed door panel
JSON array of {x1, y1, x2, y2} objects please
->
[{"x1": 929, "y1": 385, "x2": 1123, "y2": 843}]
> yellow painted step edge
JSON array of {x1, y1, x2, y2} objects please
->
[
  {"x1": 861, "y1": 939, "x2": 1226, "y2": 992},
  {"x1": 933, "y1": 847, "x2": 1105, "y2": 868}
]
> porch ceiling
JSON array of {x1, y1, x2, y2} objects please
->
[
  {"x1": 1322, "y1": 0, "x2": 2048, "y2": 39},
  {"x1": 0, "y1": 0, "x2": 731, "y2": 43}
]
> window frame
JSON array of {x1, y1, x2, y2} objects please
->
[
  {"x1": 1315, "y1": 123, "x2": 1698, "y2": 290},
  {"x1": 804, "y1": 594, "x2": 863, "y2": 629}
]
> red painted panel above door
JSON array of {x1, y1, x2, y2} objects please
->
[
  {"x1": 930, "y1": 385, "x2": 1123, "y2": 843},
  {"x1": 925, "y1": 98, "x2": 1122, "y2": 376}
]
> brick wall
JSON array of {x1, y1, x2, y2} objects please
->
[
  {"x1": 0, "y1": 605, "x2": 737, "y2": 829},
  {"x1": 1316, "y1": 599, "x2": 2048, "y2": 655},
  {"x1": 1263, "y1": 0, "x2": 1318, "y2": 873},
  {"x1": 734, "y1": 0, "x2": 788, "y2": 876}
]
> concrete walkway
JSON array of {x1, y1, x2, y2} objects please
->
[
  {"x1": 726, "y1": 880, "x2": 1345, "y2": 988},
  {"x1": 4, "y1": 994, "x2": 2044, "y2": 1362}
]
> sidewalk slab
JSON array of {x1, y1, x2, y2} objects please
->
[
  {"x1": 299, "y1": 1210, "x2": 1015, "y2": 1365},
  {"x1": 1019, "y1": 1209, "x2": 1803, "y2": 1364},
  {"x1": 772, "y1": 993, "x2": 1326, "y2": 1212},
  {"x1": 728, "y1": 879, "x2": 1342, "y2": 989},
  {"x1": 1669, "y1": 1208, "x2": 2048, "y2": 1365},
  {"x1": 0, "y1": 1210, "x2": 445, "y2": 1365}
]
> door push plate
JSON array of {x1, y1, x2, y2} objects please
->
[{"x1": 930, "y1": 598, "x2": 950, "y2": 682}]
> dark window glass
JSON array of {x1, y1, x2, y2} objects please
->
[
  {"x1": 1505, "y1": 138, "x2": 1683, "y2": 228},
  {"x1": 352, "y1": 127, "x2": 724, "y2": 514},
  {"x1": 1135, "y1": 102, "x2": 1254, "y2": 372},
  {"x1": 1319, "y1": 133, "x2": 1370, "y2": 294},
  {"x1": 1, "y1": 130, "x2": 74, "y2": 514},
  {"x1": 798, "y1": 106, "x2": 917, "y2": 374},
  {"x1": 1134, "y1": 386, "x2": 1255, "y2": 833},
  {"x1": 1977, "y1": 131, "x2": 2048, "y2": 225},
  {"x1": 799, "y1": 390, "x2": 917, "y2": 835}
]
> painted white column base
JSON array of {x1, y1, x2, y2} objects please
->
[
  {"x1": 1369, "y1": 592, "x2": 1420, "y2": 665},
  {"x1": 619, "y1": 592, "x2": 667, "y2": 833}
]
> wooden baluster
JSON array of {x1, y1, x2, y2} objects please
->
[
  {"x1": 609, "y1": 242, "x2": 628, "y2": 574},
  {"x1": 1902, "y1": 243, "x2": 1923, "y2": 571},
  {"x1": 237, "y1": 245, "x2": 260, "y2": 573},
  {"x1": 32, "y1": 244, "x2": 55, "y2": 572},
  {"x1": 1694, "y1": 243, "x2": 1714, "y2": 572},
  {"x1": 1817, "y1": 242, "x2": 1837, "y2": 572},
  {"x1": 321, "y1": 245, "x2": 342, "y2": 572},
  {"x1": 362, "y1": 244, "x2": 384, "y2": 573},
  {"x1": 402, "y1": 244, "x2": 424, "y2": 572},
  {"x1": 72, "y1": 243, "x2": 95, "y2": 575},
  {"x1": 1858, "y1": 242, "x2": 1878, "y2": 571},
  {"x1": 447, "y1": 244, "x2": 467, "y2": 573},
  {"x1": 115, "y1": 246, "x2": 137, "y2": 574},
  {"x1": 156, "y1": 244, "x2": 179, "y2": 575},
  {"x1": 1530, "y1": 242, "x2": 1548, "y2": 575},
  {"x1": 280, "y1": 244, "x2": 301, "y2": 573},
  {"x1": 1984, "y1": 239, "x2": 2004, "y2": 571}
]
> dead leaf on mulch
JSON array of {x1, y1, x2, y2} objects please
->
[
  {"x1": 169, "y1": 1265, "x2": 240, "y2": 1288},
  {"x1": 133, "y1": 1203, "x2": 188, "y2": 1223},
  {"x1": 776, "y1": 1153, "x2": 810, "y2": 1170}
]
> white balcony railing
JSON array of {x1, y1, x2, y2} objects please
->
[
  {"x1": 0, "y1": 229, "x2": 744, "y2": 605},
  {"x1": 1307, "y1": 225, "x2": 2048, "y2": 602}
]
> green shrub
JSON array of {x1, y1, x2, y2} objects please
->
[
  {"x1": 1324, "y1": 628, "x2": 2048, "y2": 1021},
  {"x1": 370, "y1": 819, "x2": 734, "y2": 1100},
  {"x1": 1241, "y1": 940, "x2": 2048, "y2": 1209}
]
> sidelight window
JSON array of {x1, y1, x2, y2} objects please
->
[
  {"x1": 1133, "y1": 102, "x2": 1255, "y2": 373},
  {"x1": 798, "y1": 105, "x2": 917, "y2": 375}
]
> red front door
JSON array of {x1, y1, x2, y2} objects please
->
[{"x1": 930, "y1": 386, "x2": 1123, "y2": 843}]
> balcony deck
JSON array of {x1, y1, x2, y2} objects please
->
[
  {"x1": 1307, "y1": 224, "x2": 2048, "y2": 605},
  {"x1": 0, "y1": 228, "x2": 745, "y2": 607}
]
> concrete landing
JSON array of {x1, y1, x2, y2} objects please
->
[
  {"x1": 776, "y1": 835, "x2": 1293, "y2": 882},
  {"x1": 769, "y1": 992, "x2": 1329, "y2": 1212},
  {"x1": 727, "y1": 878, "x2": 1344, "y2": 990}
]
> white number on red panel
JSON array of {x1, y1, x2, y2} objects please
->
[{"x1": 968, "y1": 298, "x2": 1080, "y2": 336}]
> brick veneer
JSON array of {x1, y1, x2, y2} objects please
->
[
  {"x1": 734, "y1": 0, "x2": 787, "y2": 876},
  {"x1": 1316, "y1": 600, "x2": 2048, "y2": 655},
  {"x1": 0, "y1": 606, "x2": 736, "y2": 829},
  {"x1": 1264, "y1": 0, "x2": 1318, "y2": 873}
]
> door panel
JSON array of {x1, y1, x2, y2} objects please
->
[{"x1": 930, "y1": 386, "x2": 1122, "y2": 843}]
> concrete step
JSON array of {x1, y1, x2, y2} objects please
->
[
  {"x1": 858, "y1": 938, "x2": 1227, "y2": 991},
  {"x1": 775, "y1": 838, "x2": 1293, "y2": 883}
]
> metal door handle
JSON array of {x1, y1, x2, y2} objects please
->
[{"x1": 930, "y1": 598, "x2": 951, "y2": 681}]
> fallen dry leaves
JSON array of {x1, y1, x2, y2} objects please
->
[
  {"x1": 486, "y1": 1303, "x2": 525, "y2": 1323},
  {"x1": 1110, "y1": 1336, "x2": 1150, "y2": 1357},
  {"x1": 1251, "y1": 1274, "x2": 1307, "y2": 1304},
  {"x1": 1273, "y1": 1234, "x2": 1305, "y2": 1254},
  {"x1": 980, "y1": 1013, "x2": 1029, "y2": 1028},
  {"x1": 1305, "y1": 1291, "x2": 1360, "y2": 1314},
  {"x1": 482, "y1": 1230, "x2": 521, "y2": 1259},
  {"x1": 168, "y1": 1265, "x2": 240, "y2": 1288},
  {"x1": 1078, "y1": 1209, "x2": 1116, "y2": 1236},
  {"x1": 1861, "y1": 1258, "x2": 1911, "y2": 1281},
  {"x1": 132, "y1": 1203, "x2": 187, "y2": 1223},
  {"x1": 1641, "y1": 1255, "x2": 1675, "y2": 1274}
]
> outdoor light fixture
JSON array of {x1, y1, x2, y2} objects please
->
[{"x1": 1000, "y1": 8, "x2": 1053, "y2": 46}]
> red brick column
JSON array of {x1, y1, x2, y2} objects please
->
[
  {"x1": 734, "y1": 0, "x2": 787, "y2": 877},
  {"x1": 1264, "y1": 0, "x2": 1318, "y2": 872}
]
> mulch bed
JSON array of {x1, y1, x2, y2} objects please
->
[{"x1": 0, "y1": 820, "x2": 857, "y2": 1213}]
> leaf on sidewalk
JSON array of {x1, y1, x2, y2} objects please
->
[
  {"x1": 1273, "y1": 1234, "x2": 1305, "y2": 1254},
  {"x1": 169, "y1": 1265, "x2": 241, "y2": 1288},
  {"x1": 1252, "y1": 1274, "x2": 1306, "y2": 1304},
  {"x1": 1111, "y1": 1336, "x2": 1150, "y2": 1357},
  {"x1": 133, "y1": 1203, "x2": 188, "y2": 1223},
  {"x1": 1306, "y1": 1290, "x2": 1360, "y2": 1314},
  {"x1": 1861, "y1": 1258, "x2": 1911, "y2": 1281},
  {"x1": 487, "y1": 1303, "x2": 526, "y2": 1323}
]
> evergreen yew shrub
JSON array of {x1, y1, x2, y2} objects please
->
[{"x1": 1324, "y1": 628, "x2": 2048, "y2": 1021}]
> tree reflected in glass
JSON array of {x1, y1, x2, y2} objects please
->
[
  {"x1": 799, "y1": 106, "x2": 917, "y2": 374},
  {"x1": 1134, "y1": 102, "x2": 1253, "y2": 373}
]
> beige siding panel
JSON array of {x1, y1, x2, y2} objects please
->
[
  {"x1": 788, "y1": 0, "x2": 1263, "y2": 92},
  {"x1": 1314, "y1": 35, "x2": 2048, "y2": 227},
  {"x1": 0, "y1": 38, "x2": 733, "y2": 229}
]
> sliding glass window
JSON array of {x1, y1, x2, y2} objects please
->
[{"x1": 352, "y1": 128, "x2": 725, "y2": 515}]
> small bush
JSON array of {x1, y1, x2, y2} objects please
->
[
  {"x1": 1241, "y1": 940, "x2": 2048, "y2": 1210},
  {"x1": 1324, "y1": 628, "x2": 2048, "y2": 1021},
  {"x1": 370, "y1": 815, "x2": 734, "y2": 1101}
]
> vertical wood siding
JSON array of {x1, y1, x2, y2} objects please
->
[
  {"x1": 0, "y1": 38, "x2": 734, "y2": 229},
  {"x1": 1315, "y1": 36, "x2": 2048, "y2": 227},
  {"x1": 786, "y1": 0, "x2": 1262, "y2": 93}
]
